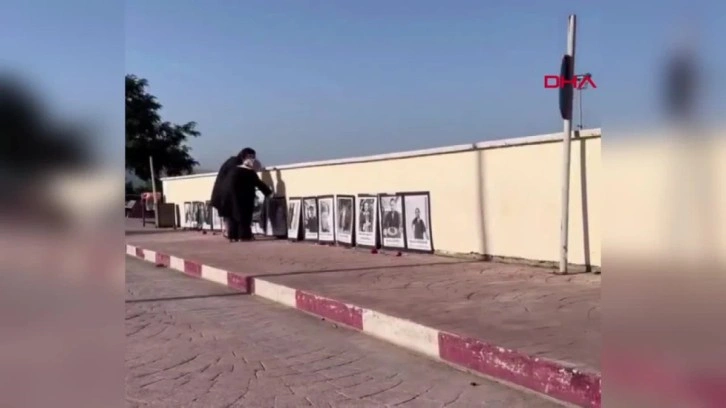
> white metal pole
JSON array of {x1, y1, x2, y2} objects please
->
[
  {"x1": 149, "y1": 156, "x2": 160, "y2": 227},
  {"x1": 559, "y1": 14, "x2": 577, "y2": 273}
]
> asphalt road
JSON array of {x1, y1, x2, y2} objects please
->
[{"x1": 125, "y1": 257, "x2": 561, "y2": 408}]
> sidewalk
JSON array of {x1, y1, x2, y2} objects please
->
[{"x1": 126, "y1": 228, "x2": 601, "y2": 407}]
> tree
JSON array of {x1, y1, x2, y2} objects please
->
[{"x1": 125, "y1": 74, "x2": 200, "y2": 183}]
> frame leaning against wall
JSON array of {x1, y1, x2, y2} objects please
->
[
  {"x1": 316, "y1": 195, "x2": 336, "y2": 244},
  {"x1": 286, "y1": 197, "x2": 303, "y2": 241},
  {"x1": 301, "y1": 196, "x2": 319, "y2": 242},
  {"x1": 400, "y1": 191, "x2": 435, "y2": 254},
  {"x1": 377, "y1": 192, "x2": 406, "y2": 251},
  {"x1": 354, "y1": 194, "x2": 379, "y2": 249},
  {"x1": 334, "y1": 194, "x2": 355, "y2": 247}
]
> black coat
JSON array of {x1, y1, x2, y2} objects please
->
[
  {"x1": 210, "y1": 156, "x2": 240, "y2": 217},
  {"x1": 228, "y1": 166, "x2": 272, "y2": 223}
]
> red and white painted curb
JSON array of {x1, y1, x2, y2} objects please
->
[{"x1": 126, "y1": 244, "x2": 601, "y2": 407}]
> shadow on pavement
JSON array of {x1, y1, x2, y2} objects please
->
[
  {"x1": 126, "y1": 292, "x2": 247, "y2": 304},
  {"x1": 125, "y1": 229, "x2": 188, "y2": 236},
  {"x1": 257, "y1": 259, "x2": 486, "y2": 279}
]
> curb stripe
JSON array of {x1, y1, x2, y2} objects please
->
[
  {"x1": 362, "y1": 309, "x2": 440, "y2": 359},
  {"x1": 169, "y1": 256, "x2": 185, "y2": 272},
  {"x1": 143, "y1": 249, "x2": 156, "y2": 263},
  {"x1": 295, "y1": 291, "x2": 364, "y2": 330},
  {"x1": 155, "y1": 253, "x2": 170, "y2": 267},
  {"x1": 201, "y1": 265, "x2": 228, "y2": 286},
  {"x1": 227, "y1": 272, "x2": 250, "y2": 293},
  {"x1": 183, "y1": 260, "x2": 202, "y2": 277},
  {"x1": 439, "y1": 332, "x2": 600, "y2": 407},
  {"x1": 125, "y1": 244, "x2": 601, "y2": 407},
  {"x1": 254, "y1": 280, "x2": 297, "y2": 308}
]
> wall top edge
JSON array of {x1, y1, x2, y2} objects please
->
[{"x1": 161, "y1": 128, "x2": 601, "y2": 181}]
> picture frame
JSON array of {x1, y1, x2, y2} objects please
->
[
  {"x1": 265, "y1": 196, "x2": 288, "y2": 238},
  {"x1": 286, "y1": 197, "x2": 303, "y2": 241},
  {"x1": 355, "y1": 194, "x2": 379, "y2": 248},
  {"x1": 334, "y1": 195, "x2": 355, "y2": 246},
  {"x1": 378, "y1": 193, "x2": 406, "y2": 250},
  {"x1": 251, "y1": 190, "x2": 266, "y2": 235},
  {"x1": 192, "y1": 201, "x2": 205, "y2": 230},
  {"x1": 183, "y1": 202, "x2": 194, "y2": 229},
  {"x1": 301, "y1": 197, "x2": 319, "y2": 241},
  {"x1": 201, "y1": 201, "x2": 212, "y2": 230},
  {"x1": 211, "y1": 206, "x2": 222, "y2": 231},
  {"x1": 317, "y1": 195, "x2": 336, "y2": 243},
  {"x1": 175, "y1": 204, "x2": 181, "y2": 228},
  {"x1": 401, "y1": 191, "x2": 434, "y2": 253}
]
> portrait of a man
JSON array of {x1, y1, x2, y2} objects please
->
[
  {"x1": 337, "y1": 199, "x2": 353, "y2": 233},
  {"x1": 381, "y1": 196, "x2": 402, "y2": 238},
  {"x1": 287, "y1": 203, "x2": 295, "y2": 229},
  {"x1": 320, "y1": 201, "x2": 332, "y2": 233},
  {"x1": 359, "y1": 199, "x2": 374, "y2": 232},
  {"x1": 403, "y1": 193, "x2": 433, "y2": 252},
  {"x1": 411, "y1": 207, "x2": 428, "y2": 240},
  {"x1": 304, "y1": 203, "x2": 318, "y2": 233}
]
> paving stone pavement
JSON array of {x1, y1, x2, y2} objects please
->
[
  {"x1": 126, "y1": 257, "x2": 562, "y2": 408},
  {"x1": 127, "y1": 230, "x2": 600, "y2": 371}
]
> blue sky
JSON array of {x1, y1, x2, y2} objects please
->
[{"x1": 2, "y1": 1, "x2": 723, "y2": 169}]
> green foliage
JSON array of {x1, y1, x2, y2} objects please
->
[{"x1": 125, "y1": 74, "x2": 200, "y2": 182}]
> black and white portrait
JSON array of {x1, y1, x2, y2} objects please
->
[
  {"x1": 211, "y1": 206, "x2": 222, "y2": 231},
  {"x1": 379, "y1": 194, "x2": 405, "y2": 249},
  {"x1": 287, "y1": 198, "x2": 302, "y2": 240},
  {"x1": 251, "y1": 190, "x2": 266, "y2": 235},
  {"x1": 265, "y1": 197, "x2": 287, "y2": 237},
  {"x1": 302, "y1": 197, "x2": 318, "y2": 240},
  {"x1": 355, "y1": 195, "x2": 378, "y2": 247},
  {"x1": 183, "y1": 202, "x2": 194, "y2": 229},
  {"x1": 192, "y1": 201, "x2": 204, "y2": 229},
  {"x1": 317, "y1": 196, "x2": 335, "y2": 242},
  {"x1": 201, "y1": 201, "x2": 212, "y2": 230},
  {"x1": 335, "y1": 195, "x2": 354, "y2": 245},
  {"x1": 403, "y1": 193, "x2": 433, "y2": 252}
]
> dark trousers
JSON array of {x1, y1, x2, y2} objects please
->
[{"x1": 228, "y1": 211, "x2": 254, "y2": 241}]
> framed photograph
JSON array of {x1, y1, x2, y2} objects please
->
[
  {"x1": 287, "y1": 197, "x2": 303, "y2": 240},
  {"x1": 201, "y1": 201, "x2": 212, "y2": 230},
  {"x1": 174, "y1": 204, "x2": 181, "y2": 228},
  {"x1": 211, "y1": 206, "x2": 222, "y2": 231},
  {"x1": 265, "y1": 196, "x2": 288, "y2": 237},
  {"x1": 251, "y1": 190, "x2": 266, "y2": 235},
  {"x1": 195, "y1": 201, "x2": 206, "y2": 229},
  {"x1": 355, "y1": 194, "x2": 379, "y2": 248},
  {"x1": 334, "y1": 195, "x2": 355, "y2": 246},
  {"x1": 183, "y1": 202, "x2": 194, "y2": 229},
  {"x1": 302, "y1": 197, "x2": 319, "y2": 241},
  {"x1": 189, "y1": 202, "x2": 198, "y2": 229},
  {"x1": 402, "y1": 192, "x2": 434, "y2": 252},
  {"x1": 317, "y1": 195, "x2": 335, "y2": 243},
  {"x1": 378, "y1": 193, "x2": 405, "y2": 250}
]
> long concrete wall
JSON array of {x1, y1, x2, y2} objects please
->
[{"x1": 162, "y1": 129, "x2": 602, "y2": 267}]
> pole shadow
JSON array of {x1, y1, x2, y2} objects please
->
[
  {"x1": 475, "y1": 145, "x2": 489, "y2": 258},
  {"x1": 576, "y1": 131, "x2": 592, "y2": 272}
]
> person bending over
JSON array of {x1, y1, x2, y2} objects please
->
[
  {"x1": 210, "y1": 147, "x2": 257, "y2": 237},
  {"x1": 227, "y1": 157, "x2": 272, "y2": 241}
]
